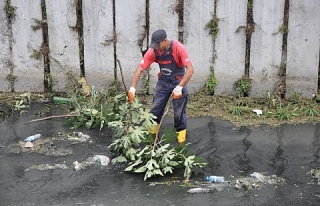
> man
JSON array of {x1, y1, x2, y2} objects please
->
[{"x1": 127, "y1": 29, "x2": 194, "y2": 145}]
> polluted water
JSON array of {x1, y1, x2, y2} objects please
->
[{"x1": 0, "y1": 103, "x2": 320, "y2": 206}]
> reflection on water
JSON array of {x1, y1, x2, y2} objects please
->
[
  {"x1": 234, "y1": 126, "x2": 254, "y2": 175},
  {"x1": 268, "y1": 126, "x2": 288, "y2": 176},
  {"x1": 311, "y1": 123, "x2": 320, "y2": 168}
]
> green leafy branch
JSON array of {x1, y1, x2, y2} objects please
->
[{"x1": 107, "y1": 96, "x2": 207, "y2": 181}]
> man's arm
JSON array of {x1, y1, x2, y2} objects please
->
[
  {"x1": 172, "y1": 64, "x2": 194, "y2": 99},
  {"x1": 178, "y1": 64, "x2": 194, "y2": 87},
  {"x1": 130, "y1": 66, "x2": 144, "y2": 88}
]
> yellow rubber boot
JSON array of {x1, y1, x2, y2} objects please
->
[
  {"x1": 148, "y1": 124, "x2": 160, "y2": 134},
  {"x1": 177, "y1": 129, "x2": 186, "y2": 145}
]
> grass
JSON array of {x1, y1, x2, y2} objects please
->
[
  {"x1": 2, "y1": 91, "x2": 320, "y2": 128},
  {"x1": 140, "y1": 91, "x2": 320, "y2": 128}
]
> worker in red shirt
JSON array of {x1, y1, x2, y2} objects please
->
[{"x1": 127, "y1": 29, "x2": 194, "y2": 145}]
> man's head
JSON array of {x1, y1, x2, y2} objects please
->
[{"x1": 150, "y1": 29, "x2": 167, "y2": 49}]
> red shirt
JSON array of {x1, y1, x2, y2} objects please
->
[{"x1": 138, "y1": 40, "x2": 192, "y2": 70}]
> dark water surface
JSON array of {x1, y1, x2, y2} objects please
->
[{"x1": 0, "y1": 103, "x2": 319, "y2": 206}]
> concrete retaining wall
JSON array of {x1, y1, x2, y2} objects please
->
[{"x1": 0, "y1": 0, "x2": 319, "y2": 98}]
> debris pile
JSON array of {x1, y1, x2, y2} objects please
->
[
  {"x1": 306, "y1": 168, "x2": 320, "y2": 185},
  {"x1": 187, "y1": 172, "x2": 286, "y2": 193},
  {"x1": 73, "y1": 155, "x2": 110, "y2": 171}
]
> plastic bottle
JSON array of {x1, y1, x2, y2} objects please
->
[
  {"x1": 205, "y1": 175, "x2": 225, "y2": 183},
  {"x1": 24, "y1": 134, "x2": 41, "y2": 142},
  {"x1": 53, "y1": 96, "x2": 72, "y2": 104}
]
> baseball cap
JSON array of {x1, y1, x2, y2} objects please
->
[{"x1": 150, "y1": 29, "x2": 167, "y2": 48}]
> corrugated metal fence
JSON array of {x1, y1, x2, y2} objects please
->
[{"x1": 0, "y1": 0, "x2": 319, "y2": 97}]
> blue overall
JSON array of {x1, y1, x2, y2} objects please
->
[{"x1": 151, "y1": 41, "x2": 188, "y2": 132}]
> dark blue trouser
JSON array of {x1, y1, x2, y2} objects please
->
[{"x1": 151, "y1": 79, "x2": 188, "y2": 132}]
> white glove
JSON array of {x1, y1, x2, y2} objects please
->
[
  {"x1": 172, "y1": 85, "x2": 183, "y2": 99},
  {"x1": 128, "y1": 87, "x2": 136, "y2": 103}
]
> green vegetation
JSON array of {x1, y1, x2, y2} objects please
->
[
  {"x1": 205, "y1": 66, "x2": 217, "y2": 95},
  {"x1": 13, "y1": 92, "x2": 31, "y2": 111},
  {"x1": 186, "y1": 91, "x2": 320, "y2": 127},
  {"x1": 30, "y1": 49, "x2": 42, "y2": 60},
  {"x1": 303, "y1": 104, "x2": 319, "y2": 117},
  {"x1": 274, "y1": 104, "x2": 298, "y2": 121},
  {"x1": 4, "y1": 0, "x2": 16, "y2": 22},
  {"x1": 234, "y1": 77, "x2": 252, "y2": 98},
  {"x1": 61, "y1": 85, "x2": 207, "y2": 181},
  {"x1": 205, "y1": 15, "x2": 219, "y2": 40},
  {"x1": 5, "y1": 74, "x2": 17, "y2": 84}
]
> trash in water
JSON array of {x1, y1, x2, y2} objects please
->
[
  {"x1": 25, "y1": 163, "x2": 68, "y2": 171},
  {"x1": 306, "y1": 167, "x2": 320, "y2": 185},
  {"x1": 92, "y1": 155, "x2": 110, "y2": 166},
  {"x1": 24, "y1": 134, "x2": 41, "y2": 142},
  {"x1": 205, "y1": 175, "x2": 224, "y2": 183},
  {"x1": 73, "y1": 161, "x2": 83, "y2": 171},
  {"x1": 72, "y1": 155, "x2": 110, "y2": 171},
  {"x1": 250, "y1": 172, "x2": 266, "y2": 182},
  {"x1": 24, "y1": 141, "x2": 34, "y2": 148},
  {"x1": 68, "y1": 132, "x2": 91, "y2": 142},
  {"x1": 25, "y1": 155, "x2": 110, "y2": 172},
  {"x1": 186, "y1": 172, "x2": 285, "y2": 193},
  {"x1": 45, "y1": 148, "x2": 73, "y2": 156},
  {"x1": 187, "y1": 187, "x2": 210, "y2": 193}
]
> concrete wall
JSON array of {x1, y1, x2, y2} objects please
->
[
  {"x1": 214, "y1": 0, "x2": 247, "y2": 95},
  {"x1": 249, "y1": 0, "x2": 284, "y2": 97},
  {"x1": 0, "y1": 0, "x2": 10, "y2": 91},
  {"x1": 184, "y1": 0, "x2": 214, "y2": 93},
  {"x1": 82, "y1": 0, "x2": 114, "y2": 91},
  {"x1": 11, "y1": 0, "x2": 43, "y2": 92},
  {"x1": 286, "y1": 0, "x2": 320, "y2": 98},
  {"x1": 0, "y1": 0, "x2": 319, "y2": 98},
  {"x1": 46, "y1": 0, "x2": 80, "y2": 92},
  {"x1": 115, "y1": 0, "x2": 146, "y2": 92}
]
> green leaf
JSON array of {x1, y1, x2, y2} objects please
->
[
  {"x1": 147, "y1": 160, "x2": 154, "y2": 170},
  {"x1": 155, "y1": 143, "x2": 170, "y2": 154},
  {"x1": 124, "y1": 165, "x2": 134, "y2": 172},
  {"x1": 137, "y1": 146, "x2": 150, "y2": 157},
  {"x1": 130, "y1": 127, "x2": 146, "y2": 144},
  {"x1": 145, "y1": 170, "x2": 153, "y2": 180},
  {"x1": 168, "y1": 161, "x2": 179, "y2": 167},
  {"x1": 125, "y1": 157, "x2": 146, "y2": 172},
  {"x1": 162, "y1": 166, "x2": 173, "y2": 174},
  {"x1": 135, "y1": 165, "x2": 147, "y2": 173},
  {"x1": 111, "y1": 155, "x2": 127, "y2": 163},
  {"x1": 85, "y1": 119, "x2": 93, "y2": 129},
  {"x1": 184, "y1": 166, "x2": 192, "y2": 178},
  {"x1": 153, "y1": 169, "x2": 164, "y2": 176},
  {"x1": 91, "y1": 109, "x2": 99, "y2": 115}
]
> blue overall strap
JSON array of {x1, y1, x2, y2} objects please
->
[{"x1": 154, "y1": 41, "x2": 185, "y2": 81}]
